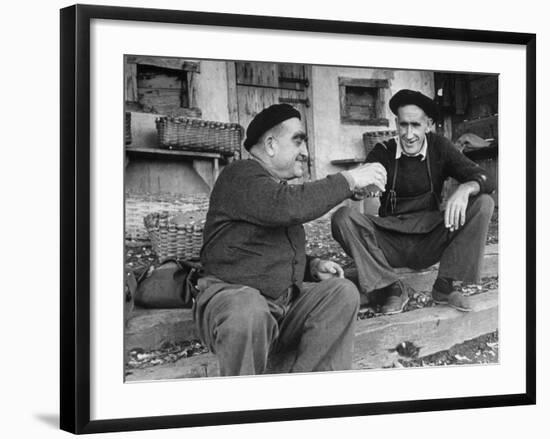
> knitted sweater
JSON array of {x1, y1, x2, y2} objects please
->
[
  {"x1": 366, "y1": 132, "x2": 495, "y2": 216},
  {"x1": 200, "y1": 159, "x2": 353, "y2": 299}
]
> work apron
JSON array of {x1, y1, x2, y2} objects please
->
[{"x1": 369, "y1": 149, "x2": 443, "y2": 234}]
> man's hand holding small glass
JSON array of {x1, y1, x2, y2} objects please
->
[{"x1": 345, "y1": 162, "x2": 387, "y2": 200}]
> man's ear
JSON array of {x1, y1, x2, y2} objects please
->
[
  {"x1": 426, "y1": 118, "x2": 434, "y2": 133},
  {"x1": 264, "y1": 133, "x2": 276, "y2": 157}
]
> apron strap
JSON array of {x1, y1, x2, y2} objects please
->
[
  {"x1": 388, "y1": 154, "x2": 399, "y2": 213},
  {"x1": 426, "y1": 147, "x2": 434, "y2": 193},
  {"x1": 387, "y1": 142, "x2": 434, "y2": 214}
]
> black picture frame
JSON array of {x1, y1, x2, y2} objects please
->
[{"x1": 60, "y1": 4, "x2": 536, "y2": 434}]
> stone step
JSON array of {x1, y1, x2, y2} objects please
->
[
  {"x1": 125, "y1": 244, "x2": 498, "y2": 355},
  {"x1": 126, "y1": 287, "x2": 498, "y2": 381}
]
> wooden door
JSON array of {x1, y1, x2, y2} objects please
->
[{"x1": 233, "y1": 62, "x2": 315, "y2": 181}]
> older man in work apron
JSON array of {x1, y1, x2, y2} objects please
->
[{"x1": 331, "y1": 89, "x2": 495, "y2": 314}]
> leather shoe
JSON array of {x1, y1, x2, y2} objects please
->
[
  {"x1": 380, "y1": 280, "x2": 412, "y2": 315},
  {"x1": 432, "y1": 289, "x2": 472, "y2": 312}
]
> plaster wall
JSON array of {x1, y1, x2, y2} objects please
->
[{"x1": 311, "y1": 67, "x2": 434, "y2": 179}]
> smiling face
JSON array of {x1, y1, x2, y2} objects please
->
[
  {"x1": 396, "y1": 104, "x2": 431, "y2": 156},
  {"x1": 267, "y1": 117, "x2": 308, "y2": 180}
]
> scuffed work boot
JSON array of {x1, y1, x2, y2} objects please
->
[
  {"x1": 380, "y1": 280, "x2": 412, "y2": 315},
  {"x1": 431, "y1": 277, "x2": 472, "y2": 312}
]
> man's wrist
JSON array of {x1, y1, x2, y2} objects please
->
[
  {"x1": 460, "y1": 181, "x2": 481, "y2": 196},
  {"x1": 341, "y1": 171, "x2": 357, "y2": 191}
]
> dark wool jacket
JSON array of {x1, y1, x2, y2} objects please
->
[
  {"x1": 366, "y1": 132, "x2": 495, "y2": 216},
  {"x1": 200, "y1": 159, "x2": 353, "y2": 299}
]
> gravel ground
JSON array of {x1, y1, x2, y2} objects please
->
[
  {"x1": 126, "y1": 340, "x2": 209, "y2": 371},
  {"x1": 397, "y1": 331, "x2": 499, "y2": 368}
]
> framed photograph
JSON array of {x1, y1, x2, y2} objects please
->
[{"x1": 60, "y1": 4, "x2": 536, "y2": 434}]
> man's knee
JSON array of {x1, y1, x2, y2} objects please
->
[
  {"x1": 213, "y1": 289, "x2": 274, "y2": 338},
  {"x1": 320, "y1": 277, "x2": 360, "y2": 311},
  {"x1": 331, "y1": 206, "x2": 373, "y2": 234},
  {"x1": 469, "y1": 194, "x2": 495, "y2": 219},
  {"x1": 331, "y1": 206, "x2": 353, "y2": 230}
]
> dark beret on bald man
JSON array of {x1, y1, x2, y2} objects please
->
[{"x1": 243, "y1": 103, "x2": 301, "y2": 150}]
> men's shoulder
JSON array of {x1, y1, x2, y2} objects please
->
[
  {"x1": 428, "y1": 132, "x2": 454, "y2": 149},
  {"x1": 219, "y1": 158, "x2": 265, "y2": 179}
]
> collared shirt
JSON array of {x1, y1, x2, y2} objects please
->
[
  {"x1": 365, "y1": 132, "x2": 495, "y2": 215},
  {"x1": 395, "y1": 136, "x2": 428, "y2": 161}
]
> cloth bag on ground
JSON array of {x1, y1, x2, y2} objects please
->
[{"x1": 134, "y1": 259, "x2": 201, "y2": 309}]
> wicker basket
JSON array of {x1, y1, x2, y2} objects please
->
[
  {"x1": 144, "y1": 210, "x2": 206, "y2": 262},
  {"x1": 125, "y1": 192, "x2": 209, "y2": 241},
  {"x1": 156, "y1": 116, "x2": 243, "y2": 156},
  {"x1": 362, "y1": 130, "x2": 397, "y2": 156}
]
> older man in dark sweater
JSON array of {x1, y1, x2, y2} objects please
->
[
  {"x1": 331, "y1": 89, "x2": 495, "y2": 314},
  {"x1": 196, "y1": 104, "x2": 386, "y2": 376}
]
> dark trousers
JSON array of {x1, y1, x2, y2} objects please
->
[
  {"x1": 331, "y1": 194, "x2": 494, "y2": 296},
  {"x1": 194, "y1": 276, "x2": 360, "y2": 376}
]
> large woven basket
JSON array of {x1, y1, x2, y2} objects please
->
[
  {"x1": 144, "y1": 210, "x2": 206, "y2": 262},
  {"x1": 125, "y1": 192, "x2": 209, "y2": 242},
  {"x1": 363, "y1": 130, "x2": 397, "y2": 156},
  {"x1": 156, "y1": 116, "x2": 243, "y2": 156}
]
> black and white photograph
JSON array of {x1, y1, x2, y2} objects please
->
[
  {"x1": 55, "y1": 3, "x2": 537, "y2": 434},
  {"x1": 123, "y1": 56, "x2": 500, "y2": 381},
  {"x1": 2, "y1": 0, "x2": 546, "y2": 436}
]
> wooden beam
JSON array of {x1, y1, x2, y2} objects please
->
[
  {"x1": 125, "y1": 147, "x2": 223, "y2": 160},
  {"x1": 303, "y1": 64, "x2": 316, "y2": 180},
  {"x1": 338, "y1": 77, "x2": 390, "y2": 88},
  {"x1": 340, "y1": 116, "x2": 390, "y2": 126},
  {"x1": 226, "y1": 62, "x2": 239, "y2": 123},
  {"x1": 126, "y1": 55, "x2": 200, "y2": 72},
  {"x1": 353, "y1": 289, "x2": 498, "y2": 369},
  {"x1": 187, "y1": 71, "x2": 199, "y2": 109},
  {"x1": 125, "y1": 61, "x2": 138, "y2": 102}
]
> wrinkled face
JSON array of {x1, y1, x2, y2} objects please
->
[
  {"x1": 397, "y1": 105, "x2": 431, "y2": 156},
  {"x1": 269, "y1": 117, "x2": 308, "y2": 180}
]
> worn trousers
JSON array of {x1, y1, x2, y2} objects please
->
[
  {"x1": 194, "y1": 276, "x2": 360, "y2": 376},
  {"x1": 331, "y1": 194, "x2": 494, "y2": 296}
]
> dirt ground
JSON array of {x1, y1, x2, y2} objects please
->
[{"x1": 398, "y1": 331, "x2": 499, "y2": 367}]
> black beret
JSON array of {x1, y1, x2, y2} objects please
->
[
  {"x1": 243, "y1": 104, "x2": 301, "y2": 150},
  {"x1": 389, "y1": 89, "x2": 437, "y2": 119}
]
